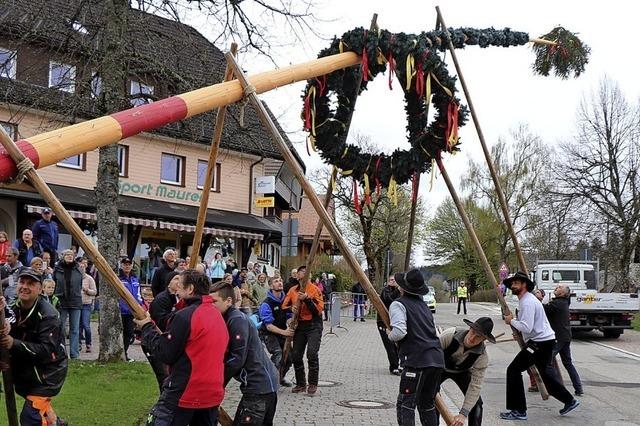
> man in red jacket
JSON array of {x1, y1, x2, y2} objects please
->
[{"x1": 135, "y1": 270, "x2": 229, "y2": 425}]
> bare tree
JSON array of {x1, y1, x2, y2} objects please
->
[
  {"x1": 462, "y1": 124, "x2": 549, "y2": 264},
  {"x1": 558, "y1": 78, "x2": 640, "y2": 292}
]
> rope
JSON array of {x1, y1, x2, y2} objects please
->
[
  {"x1": 238, "y1": 84, "x2": 257, "y2": 129},
  {"x1": 11, "y1": 157, "x2": 34, "y2": 184}
]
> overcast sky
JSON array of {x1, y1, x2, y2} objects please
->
[
  {"x1": 212, "y1": 0, "x2": 638, "y2": 211},
  {"x1": 192, "y1": 0, "x2": 640, "y2": 261}
]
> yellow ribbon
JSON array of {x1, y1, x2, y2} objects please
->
[
  {"x1": 376, "y1": 47, "x2": 387, "y2": 65},
  {"x1": 330, "y1": 166, "x2": 337, "y2": 193},
  {"x1": 341, "y1": 146, "x2": 349, "y2": 159},
  {"x1": 364, "y1": 173, "x2": 371, "y2": 200},
  {"x1": 388, "y1": 175, "x2": 398, "y2": 207},
  {"x1": 429, "y1": 158, "x2": 436, "y2": 192},
  {"x1": 425, "y1": 72, "x2": 432, "y2": 118},
  {"x1": 339, "y1": 40, "x2": 345, "y2": 53},
  {"x1": 405, "y1": 54, "x2": 415, "y2": 91},
  {"x1": 339, "y1": 169, "x2": 353, "y2": 176},
  {"x1": 430, "y1": 72, "x2": 453, "y2": 98},
  {"x1": 308, "y1": 134, "x2": 317, "y2": 152}
]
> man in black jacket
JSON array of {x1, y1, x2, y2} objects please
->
[
  {"x1": 53, "y1": 249, "x2": 83, "y2": 359},
  {"x1": 211, "y1": 281, "x2": 280, "y2": 425},
  {"x1": 151, "y1": 248, "x2": 177, "y2": 296},
  {"x1": 377, "y1": 275, "x2": 401, "y2": 375},
  {"x1": 544, "y1": 284, "x2": 584, "y2": 396},
  {"x1": 0, "y1": 268, "x2": 68, "y2": 426}
]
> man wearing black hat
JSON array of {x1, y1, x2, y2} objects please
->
[
  {"x1": 0, "y1": 268, "x2": 68, "y2": 425},
  {"x1": 437, "y1": 317, "x2": 495, "y2": 426},
  {"x1": 387, "y1": 269, "x2": 444, "y2": 426},
  {"x1": 500, "y1": 272, "x2": 579, "y2": 421}
]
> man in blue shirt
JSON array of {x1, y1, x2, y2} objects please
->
[{"x1": 32, "y1": 208, "x2": 59, "y2": 262}]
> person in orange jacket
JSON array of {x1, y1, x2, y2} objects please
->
[{"x1": 282, "y1": 265, "x2": 324, "y2": 396}]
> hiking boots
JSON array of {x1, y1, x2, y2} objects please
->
[
  {"x1": 307, "y1": 385, "x2": 318, "y2": 395},
  {"x1": 292, "y1": 385, "x2": 306, "y2": 393}
]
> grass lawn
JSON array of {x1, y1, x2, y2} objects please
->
[
  {"x1": 0, "y1": 361, "x2": 158, "y2": 425},
  {"x1": 633, "y1": 314, "x2": 640, "y2": 331}
]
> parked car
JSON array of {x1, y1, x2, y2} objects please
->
[{"x1": 422, "y1": 286, "x2": 436, "y2": 313}]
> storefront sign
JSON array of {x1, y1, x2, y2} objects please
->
[
  {"x1": 255, "y1": 176, "x2": 275, "y2": 194},
  {"x1": 118, "y1": 181, "x2": 202, "y2": 203},
  {"x1": 254, "y1": 196, "x2": 275, "y2": 208}
]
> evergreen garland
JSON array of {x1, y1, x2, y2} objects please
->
[{"x1": 302, "y1": 27, "x2": 531, "y2": 187}]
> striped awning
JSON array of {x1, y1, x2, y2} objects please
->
[
  {"x1": 27, "y1": 205, "x2": 157, "y2": 228},
  {"x1": 158, "y1": 221, "x2": 196, "y2": 233},
  {"x1": 203, "y1": 226, "x2": 264, "y2": 241}
]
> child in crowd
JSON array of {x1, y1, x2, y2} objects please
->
[{"x1": 41, "y1": 278, "x2": 60, "y2": 309}]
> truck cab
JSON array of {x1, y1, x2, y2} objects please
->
[{"x1": 532, "y1": 262, "x2": 639, "y2": 338}]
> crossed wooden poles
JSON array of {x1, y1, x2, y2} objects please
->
[{"x1": 0, "y1": 7, "x2": 562, "y2": 424}]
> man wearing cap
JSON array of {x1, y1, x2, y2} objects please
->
[
  {"x1": 437, "y1": 317, "x2": 495, "y2": 426},
  {"x1": 500, "y1": 272, "x2": 579, "y2": 421},
  {"x1": 119, "y1": 257, "x2": 143, "y2": 362},
  {"x1": 0, "y1": 268, "x2": 68, "y2": 425},
  {"x1": 32, "y1": 208, "x2": 59, "y2": 262},
  {"x1": 387, "y1": 269, "x2": 444, "y2": 426}
]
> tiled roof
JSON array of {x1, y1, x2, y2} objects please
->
[
  {"x1": 291, "y1": 195, "x2": 335, "y2": 240},
  {"x1": 0, "y1": 0, "x2": 305, "y2": 169}
]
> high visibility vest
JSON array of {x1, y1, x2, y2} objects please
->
[{"x1": 457, "y1": 286, "x2": 468, "y2": 298}]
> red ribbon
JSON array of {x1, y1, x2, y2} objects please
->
[
  {"x1": 374, "y1": 155, "x2": 383, "y2": 196},
  {"x1": 315, "y1": 76, "x2": 327, "y2": 96},
  {"x1": 353, "y1": 178, "x2": 362, "y2": 214},
  {"x1": 415, "y1": 63, "x2": 424, "y2": 97},
  {"x1": 361, "y1": 47, "x2": 369, "y2": 82},
  {"x1": 303, "y1": 91, "x2": 311, "y2": 131},
  {"x1": 446, "y1": 100, "x2": 459, "y2": 150},
  {"x1": 388, "y1": 52, "x2": 395, "y2": 90}
]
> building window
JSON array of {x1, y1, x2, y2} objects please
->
[
  {"x1": 90, "y1": 72, "x2": 102, "y2": 98},
  {"x1": 130, "y1": 80, "x2": 154, "y2": 107},
  {"x1": 161, "y1": 153, "x2": 184, "y2": 186},
  {"x1": 118, "y1": 145, "x2": 129, "y2": 177},
  {"x1": 57, "y1": 153, "x2": 85, "y2": 170},
  {"x1": 49, "y1": 61, "x2": 76, "y2": 93},
  {"x1": 197, "y1": 160, "x2": 221, "y2": 191},
  {"x1": 0, "y1": 122, "x2": 17, "y2": 140},
  {"x1": 0, "y1": 47, "x2": 16, "y2": 79}
]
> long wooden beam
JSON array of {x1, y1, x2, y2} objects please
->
[
  {"x1": 189, "y1": 43, "x2": 237, "y2": 269},
  {"x1": 0, "y1": 51, "x2": 360, "y2": 183}
]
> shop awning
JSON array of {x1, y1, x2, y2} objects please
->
[
  {"x1": 158, "y1": 220, "x2": 264, "y2": 241},
  {"x1": 26, "y1": 205, "x2": 158, "y2": 228}
]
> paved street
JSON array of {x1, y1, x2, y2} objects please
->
[{"x1": 78, "y1": 301, "x2": 640, "y2": 425}]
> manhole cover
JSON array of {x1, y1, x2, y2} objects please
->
[
  {"x1": 317, "y1": 380, "x2": 341, "y2": 387},
  {"x1": 337, "y1": 400, "x2": 394, "y2": 409}
]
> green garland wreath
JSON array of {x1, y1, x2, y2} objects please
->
[{"x1": 301, "y1": 26, "x2": 588, "y2": 190}]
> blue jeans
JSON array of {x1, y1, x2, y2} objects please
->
[
  {"x1": 80, "y1": 303, "x2": 93, "y2": 347},
  {"x1": 59, "y1": 308, "x2": 81, "y2": 359},
  {"x1": 548, "y1": 340, "x2": 583, "y2": 393}
]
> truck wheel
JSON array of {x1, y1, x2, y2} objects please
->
[{"x1": 603, "y1": 329, "x2": 622, "y2": 339}]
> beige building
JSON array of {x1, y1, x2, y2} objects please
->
[{"x1": 0, "y1": 1, "x2": 303, "y2": 280}]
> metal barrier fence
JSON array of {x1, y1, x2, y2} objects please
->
[{"x1": 326, "y1": 291, "x2": 378, "y2": 336}]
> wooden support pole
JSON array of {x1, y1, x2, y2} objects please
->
[
  {"x1": 305, "y1": 166, "x2": 338, "y2": 268},
  {"x1": 225, "y1": 53, "x2": 455, "y2": 426},
  {"x1": 404, "y1": 174, "x2": 420, "y2": 271},
  {"x1": 0, "y1": 307, "x2": 18, "y2": 426},
  {"x1": 0, "y1": 131, "x2": 146, "y2": 321},
  {"x1": 190, "y1": 43, "x2": 237, "y2": 269},
  {"x1": 435, "y1": 6, "x2": 528, "y2": 274},
  {"x1": 436, "y1": 156, "x2": 549, "y2": 400}
]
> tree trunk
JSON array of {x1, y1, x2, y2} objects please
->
[{"x1": 97, "y1": 0, "x2": 129, "y2": 362}]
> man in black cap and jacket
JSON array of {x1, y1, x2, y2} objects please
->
[
  {"x1": 0, "y1": 268, "x2": 68, "y2": 425},
  {"x1": 377, "y1": 275, "x2": 401, "y2": 375},
  {"x1": 544, "y1": 284, "x2": 583, "y2": 396},
  {"x1": 437, "y1": 317, "x2": 495, "y2": 426},
  {"x1": 387, "y1": 269, "x2": 444, "y2": 426},
  {"x1": 500, "y1": 272, "x2": 579, "y2": 421}
]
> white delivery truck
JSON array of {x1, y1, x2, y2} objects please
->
[{"x1": 532, "y1": 261, "x2": 639, "y2": 338}]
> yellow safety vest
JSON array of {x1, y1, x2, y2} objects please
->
[{"x1": 457, "y1": 286, "x2": 468, "y2": 298}]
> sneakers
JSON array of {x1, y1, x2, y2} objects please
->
[
  {"x1": 527, "y1": 386, "x2": 539, "y2": 393},
  {"x1": 307, "y1": 384, "x2": 318, "y2": 395},
  {"x1": 499, "y1": 410, "x2": 527, "y2": 421},
  {"x1": 360, "y1": 318, "x2": 365, "y2": 322},
  {"x1": 575, "y1": 390, "x2": 584, "y2": 397},
  {"x1": 292, "y1": 385, "x2": 306, "y2": 393},
  {"x1": 85, "y1": 345, "x2": 91, "y2": 353},
  {"x1": 560, "y1": 399, "x2": 580, "y2": 415},
  {"x1": 56, "y1": 418, "x2": 69, "y2": 426},
  {"x1": 390, "y1": 369, "x2": 401, "y2": 376}
]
